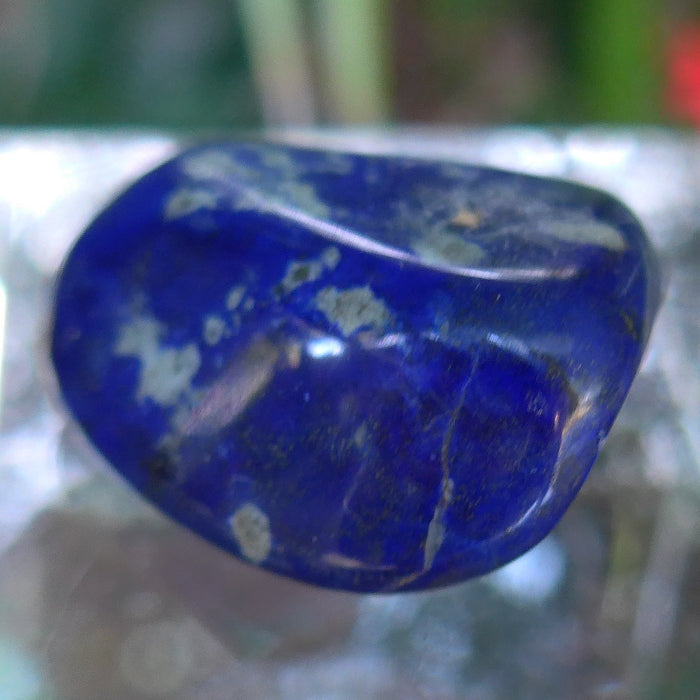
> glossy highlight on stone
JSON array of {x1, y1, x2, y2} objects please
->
[{"x1": 51, "y1": 141, "x2": 658, "y2": 591}]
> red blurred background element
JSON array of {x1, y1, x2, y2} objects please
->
[{"x1": 666, "y1": 24, "x2": 700, "y2": 128}]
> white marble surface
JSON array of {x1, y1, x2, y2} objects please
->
[{"x1": 0, "y1": 128, "x2": 698, "y2": 699}]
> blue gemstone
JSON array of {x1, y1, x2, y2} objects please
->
[{"x1": 51, "y1": 142, "x2": 658, "y2": 591}]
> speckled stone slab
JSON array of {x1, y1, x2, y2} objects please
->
[{"x1": 51, "y1": 141, "x2": 658, "y2": 591}]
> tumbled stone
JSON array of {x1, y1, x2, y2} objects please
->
[{"x1": 51, "y1": 141, "x2": 658, "y2": 591}]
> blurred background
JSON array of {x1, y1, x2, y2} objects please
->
[{"x1": 1, "y1": 0, "x2": 700, "y2": 129}]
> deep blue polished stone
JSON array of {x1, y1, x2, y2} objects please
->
[{"x1": 51, "y1": 142, "x2": 658, "y2": 591}]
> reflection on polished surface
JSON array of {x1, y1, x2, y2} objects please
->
[
  {"x1": 0, "y1": 128, "x2": 698, "y2": 697},
  {"x1": 51, "y1": 140, "x2": 656, "y2": 591}
]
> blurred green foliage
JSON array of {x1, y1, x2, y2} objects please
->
[
  {"x1": 0, "y1": 0, "x2": 259, "y2": 127},
  {"x1": 0, "y1": 0, "x2": 678, "y2": 126}
]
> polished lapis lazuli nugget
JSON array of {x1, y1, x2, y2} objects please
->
[{"x1": 51, "y1": 142, "x2": 658, "y2": 591}]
